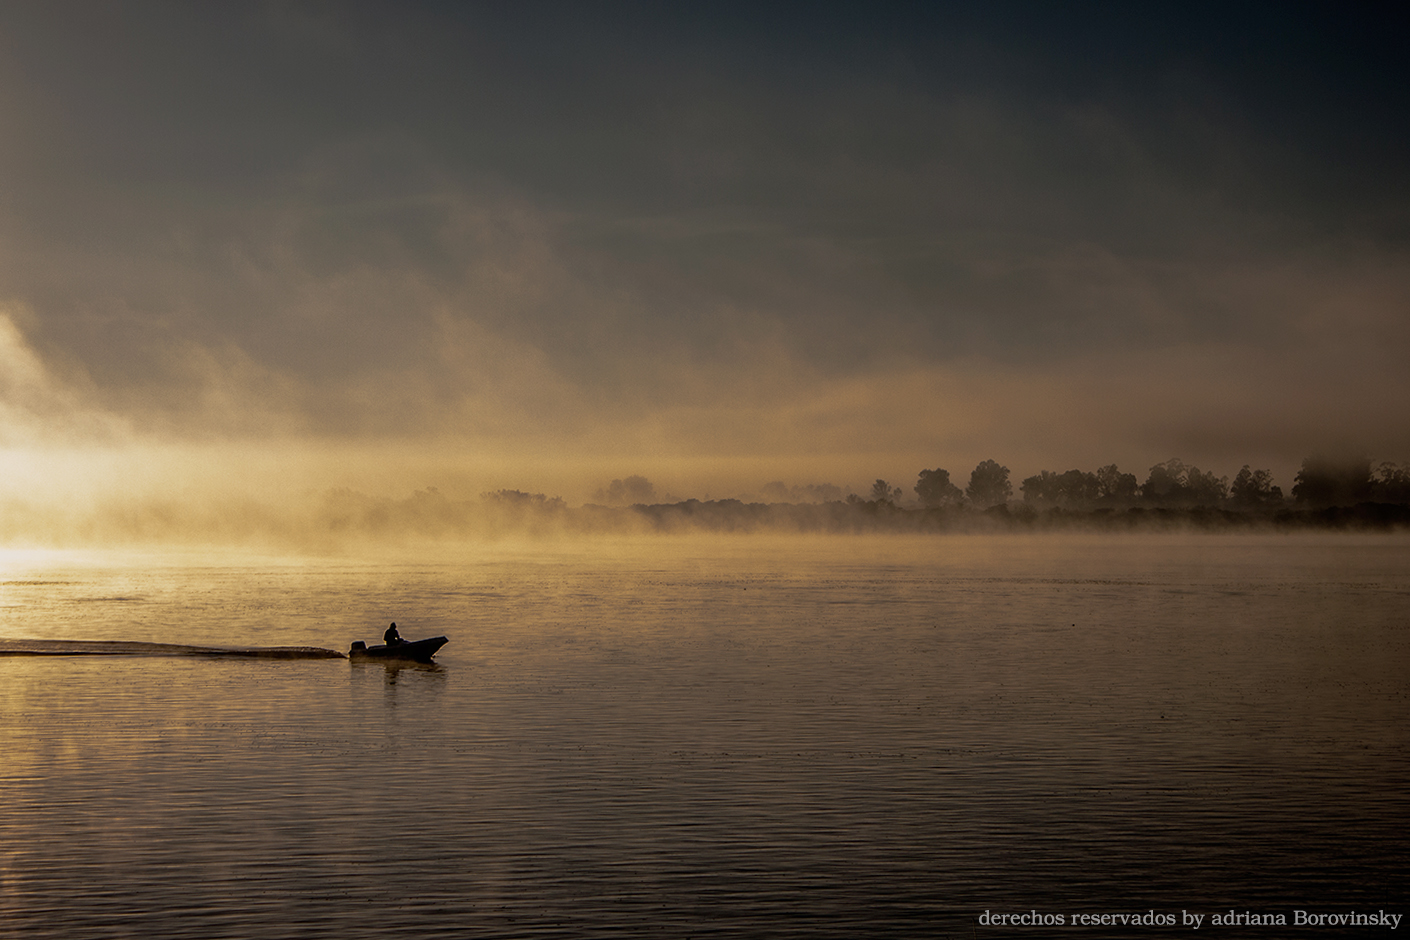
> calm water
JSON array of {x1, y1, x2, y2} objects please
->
[{"x1": 0, "y1": 534, "x2": 1405, "y2": 938}]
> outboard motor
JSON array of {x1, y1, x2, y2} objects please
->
[{"x1": 350, "y1": 641, "x2": 366, "y2": 652}]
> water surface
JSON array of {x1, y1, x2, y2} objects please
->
[{"x1": 1, "y1": 534, "x2": 1405, "y2": 937}]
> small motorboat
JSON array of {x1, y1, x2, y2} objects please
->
[{"x1": 349, "y1": 635, "x2": 448, "y2": 663}]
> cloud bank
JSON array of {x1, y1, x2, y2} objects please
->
[{"x1": 0, "y1": 3, "x2": 1406, "y2": 525}]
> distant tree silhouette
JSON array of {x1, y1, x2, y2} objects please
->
[
  {"x1": 1292, "y1": 455, "x2": 1373, "y2": 507},
  {"x1": 870, "y1": 479, "x2": 903, "y2": 504},
  {"x1": 482, "y1": 490, "x2": 566, "y2": 508},
  {"x1": 1019, "y1": 472, "x2": 1051, "y2": 505},
  {"x1": 1020, "y1": 469, "x2": 1100, "y2": 509},
  {"x1": 1141, "y1": 459, "x2": 1183, "y2": 501},
  {"x1": 1095, "y1": 464, "x2": 1139, "y2": 502},
  {"x1": 760, "y1": 481, "x2": 790, "y2": 502},
  {"x1": 760, "y1": 481, "x2": 844, "y2": 503},
  {"x1": 1141, "y1": 459, "x2": 1227, "y2": 506},
  {"x1": 1229, "y1": 467, "x2": 1283, "y2": 508},
  {"x1": 1190, "y1": 468, "x2": 1230, "y2": 503},
  {"x1": 595, "y1": 475, "x2": 657, "y2": 505},
  {"x1": 966, "y1": 460, "x2": 1011, "y2": 508},
  {"x1": 1374, "y1": 462, "x2": 1410, "y2": 504},
  {"x1": 1020, "y1": 464, "x2": 1141, "y2": 509},
  {"x1": 915, "y1": 468, "x2": 963, "y2": 507}
]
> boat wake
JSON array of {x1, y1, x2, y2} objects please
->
[{"x1": 0, "y1": 638, "x2": 346, "y2": 659}]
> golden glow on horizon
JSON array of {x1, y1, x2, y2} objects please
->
[
  {"x1": 0, "y1": 301, "x2": 1406, "y2": 553},
  {"x1": 0, "y1": 546, "x2": 89, "y2": 574}
]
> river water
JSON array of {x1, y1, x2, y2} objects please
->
[{"x1": 0, "y1": 534, "x2": 1405, "y2": 938}]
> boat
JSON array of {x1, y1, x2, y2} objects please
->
[{"x1": 348, "y1": 635, "x2": 448, "y2": 663}]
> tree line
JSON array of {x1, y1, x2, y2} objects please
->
[
  {"x1": 301, "y1": 453, "x2": 1410, "y2": 545},
  {"x1": 869, "y1": 455, "x2": 1410, "y2": 512}
]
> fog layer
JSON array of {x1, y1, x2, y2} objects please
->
[{"x1": 0, "y1": 5, "x2": 1406, "y2": 538}]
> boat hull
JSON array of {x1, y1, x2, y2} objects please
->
[{"x1": 349, "y1": 636, "x2": 448, "y2": 663}]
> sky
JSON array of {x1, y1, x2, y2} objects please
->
[{"x1": 1, "y1": 1, "x2": 1407, "y2": 517}]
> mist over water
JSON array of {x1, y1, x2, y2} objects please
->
[
  {"x1": 1, "y1": 534, "x2": 1404, "y2": 937},
  {"x1": 3, "y1": 7, "x2": 1405, "y2": 932}
]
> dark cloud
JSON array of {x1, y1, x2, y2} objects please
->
[{"x1": 0, "y1": 2, "x2": 1406, "y2": 498}]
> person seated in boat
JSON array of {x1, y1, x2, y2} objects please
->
[{"x1": 383, "y1": 622, "x2": 405, "y2": 646}]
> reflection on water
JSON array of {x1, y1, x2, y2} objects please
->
[
  {"x1": 355, "y1": 659, "x2": 448, "y2": 699},
  {"x1": 0, "y1": 535, "x2": 1406, "y2": 937}
]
